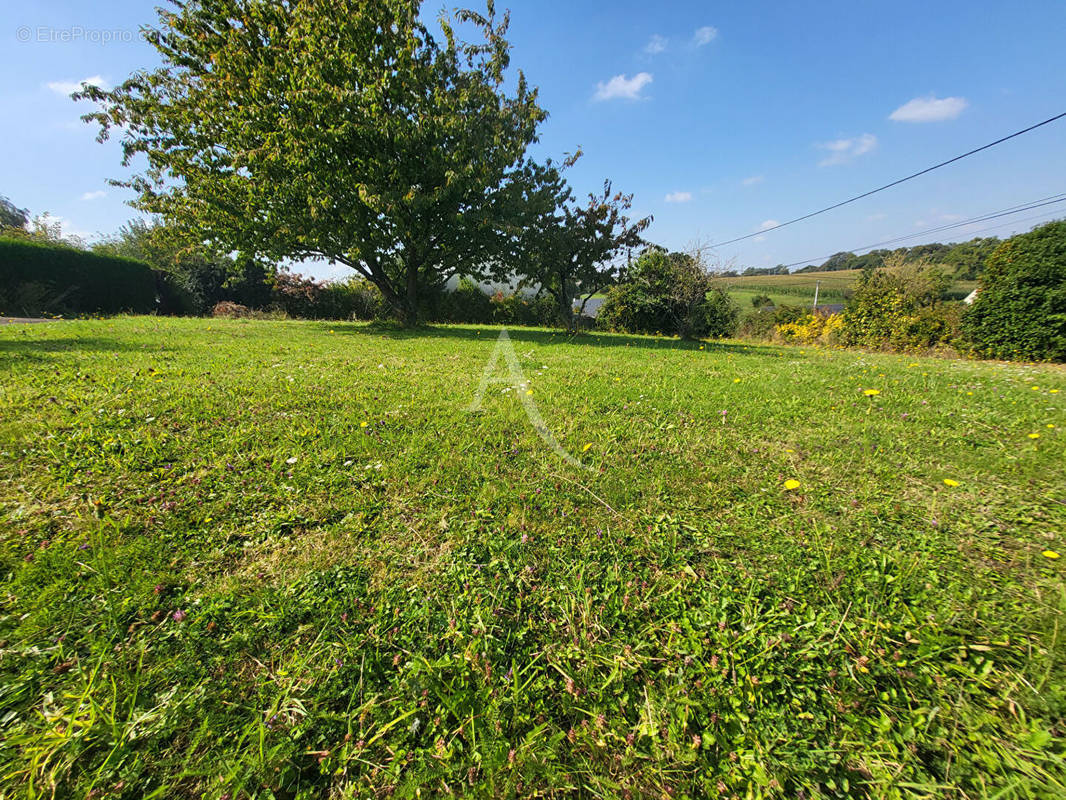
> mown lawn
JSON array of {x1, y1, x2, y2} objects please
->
[{"x1": 1, "y1": 316, "x2": 1064, "y2": 799}]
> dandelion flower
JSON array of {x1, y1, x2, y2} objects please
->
[
  {"x1": 1042, "y1": 550, "x2": 1060, "y2": 560},
  {"x1": 943, "y1": 478, "x2": 960, "y2": 487},
  {"x1": 360, "y1": 421, "x2": 368, "y2": 428},
  {"x1": 1051, "y1": 389, "x2": 1060, "y2": 394},
  {"x1": 582, "y1": 443, "x2": 593, "y2": 453},
  {"x1": 1048, "y1": 424, "x2": 1056, "y2": 429},
  {"x1": 1028, "y1": 433, "x2": 1040, "y2": 439},
  {"x1": 733, "y1": 378, "x2": 741, "y2": 384},
  {"x1": 863, "y1": 389, "x2": 880, "y2": 396},
  {"x1": 783, "y1": 479, "x2": 801, "y2": 491}
]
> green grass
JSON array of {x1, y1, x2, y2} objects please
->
[{"x1": 1, "y1": 316, "x2": 1064, "y2": 798}]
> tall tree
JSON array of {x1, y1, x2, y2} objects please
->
[
  {"x1": 510, "y1": 156, "x2": 651, "y2": 329},
  {"x1": 77, "y1": 0, "x2": 545, "y2": 324}
]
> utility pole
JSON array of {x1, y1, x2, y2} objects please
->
[{"x1": 812, "y1": 279, "x2": 820, "y2": 310}]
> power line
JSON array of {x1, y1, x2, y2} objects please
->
[
  {"x1": 704, "y1": 110, "x2": 1066, "y2": 249},
  {"x1": 936, "y1": 208, "x2": 1066, "y2": 240},
  {"x1": 767, "y1": 193, "x2": 1066, "y2": 270}
]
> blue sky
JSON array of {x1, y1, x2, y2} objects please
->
[{"x1": 3, "y1": 0, "x2": 1065, "y2": 280}]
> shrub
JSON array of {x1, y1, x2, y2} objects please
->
[
  {"x1": 319, "y1": 279, "x2": 385, "y2": 321},
  {"x1": 738, "y1": 304, "x2": 805, "y2": 340},
  {"x1": 597, "y1": 249, "x2": 740, "y2": 338},
  {"x1": 751, "y1": 294, "x2": 773, "y2": 308},
  {"x1": 212, "y1": 301, "x2": 252, "y2": 318},
  {"x1": 437, "y1": 278, "x2": 495, "y2": 324},
  {"x1": 489, "y1": 290, "x2": 557, "y2": 327},
  {"x1": 269, "y1": 273, "x2": 387, "y2": 321},
  {"x1": 271, "y1": 271, "x2": 323, "y2": 318},
  {"x1": 961, "y1": 220, "x2": 1066, "y2": 361},
  {"x1": 776, "y1": 312, "x2": 845, "y2": 346},
  {"x1": 0, "y1": 236, "x2": 156, "y2": 315},
  {"x1": 156, "y1": 271, "x2": 199, "y2": 315},
  {"x1": 840, "y1": 255, "x2": 957, "y2": 351}
]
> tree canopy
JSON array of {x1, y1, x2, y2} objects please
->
[
  {"x1": 509, "y1": 155, "x2": 650, "y2": 328},
  {"x1": 78, "y1": 0, "x2": 546, "y2": 323}
]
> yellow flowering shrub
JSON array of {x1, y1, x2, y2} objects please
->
[{"x1": 775, "y1": 312, "x2": 844, "y2": 345}]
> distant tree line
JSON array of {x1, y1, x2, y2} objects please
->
[{"x1": 791, "y1": 238, "x2": 1001, "y2": 280}]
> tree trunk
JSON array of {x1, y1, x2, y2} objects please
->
[
  {"x1": 556, "y1": 274, "x2": 575, "y2": 331},
  {"x1": 401, "y1": 259, "x2": 420, "y2": 326}
]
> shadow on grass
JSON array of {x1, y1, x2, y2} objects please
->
[
  {"x1": 0, "y1": 337, "x2": 165, "y2": 368},
  {"x1": 311, "y1": 320, "x2": 790, "y2": 357}
]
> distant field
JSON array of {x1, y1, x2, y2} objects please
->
[
  {"x1": 714, "y1": 269, "x2": 979, "y2": 315},
  {"x1": 1, "y1": 317, "x2": 1063, "y2": 798}
]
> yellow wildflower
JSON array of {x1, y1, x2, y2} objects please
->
[
  {"x1": 1043, "y1": 550, "x2": 1060, "y2": 560},
  {"x1": 783, "y1": 479, "x2": 801, "y2": 491},
  {"x1": 943, "y1": 478, "x2": 960, "y2": 487}
]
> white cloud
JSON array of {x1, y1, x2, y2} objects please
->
[
  {"x1": 742, "y1": 175, "x2": 764, "y2": 186},
  {"x1": 817, "y1": 133, "x2": 877, "y2": 166},
  {"x1": 47, "y1": 75, "x2": 109, "y2": 96},
  {"x1": 758, "y1": 219, "x2": 779, "y2": 231},
  {"x1": 866, "y1": 212, "x2": 887, "y2": 222},
  {"x1": 664, "y1": 191, "x2": 692, "y2": 203},
  {"x1": 593, "y1": 72, "x2": 653, "y2": 102},
  {"x1": 693, "y1": 26, "x2": 718, "y2": 46},
  {"x1": 644, "y1": 34, "x2": 667, "y2": 55},
  {"x1": 889, "y1": 95, "x2": 968, "y2": 123},
  {"x1": 81, "y1": 190, "x2": 107, "y2": 201}
]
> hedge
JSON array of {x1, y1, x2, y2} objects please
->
[
  {"x1": 0, "y1": 236, "x2": 157, "y2": 315},
  {"x1": 961, "y1": 220, "x2": 1066, "y2": 362}
]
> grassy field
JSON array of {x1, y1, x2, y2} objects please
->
[
  {"x1": 713, "y1": 270, "x2": 979, "y2": 316},
  {"x1": 1, "y1": 317, "x2": 1064, "y2": 798}
]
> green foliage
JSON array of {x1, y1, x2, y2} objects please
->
[
  {"x1": 270, "y1": 272, "x2": 384, "y2": 321},
  {"x1": 487, "y1": 289, "x2": 557, "y2": 327},
  {"x1": 599, "y1": 249, "x2": 740, "y2": 338},
  {"x1": 840, "y1": 256, "x2": 958, "y2": 351},
  {"x1": 94, "y1": 219, "x2": 272, "y2": 314},
  {"x1": 1, "y1": 317, "x2": 1064, "y2": 797},
  {"x1": 437, "y1": 278, "x2": 496, "y2": 324},
  {"x1": 739, "y1": 304, "x2": 807, "y2": 340},
  {"x1": 962, "y1": 220, "x2": 1066, "y2": 362},
  {"x1": 0, "y1": 236, "x2": 156, "y2": 315},
  {"x1": 509, "y1": 157, "x2": 651, "y2": 329},
  {"x1": 751, "y1": 294, "x2": 773, "y2": 308},
  {"x1": 79, "y1": 0, "x2": 547, "y2": 324},
  {"x1": 795, "y1": 238, "x2": 1001, "y2": 281},
  {"x1": 426, "y1": 280, "x2": 557, "y2": 326},
  {"x1": 0, "y1": 193, "x2": 29, "y2": 230}
]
